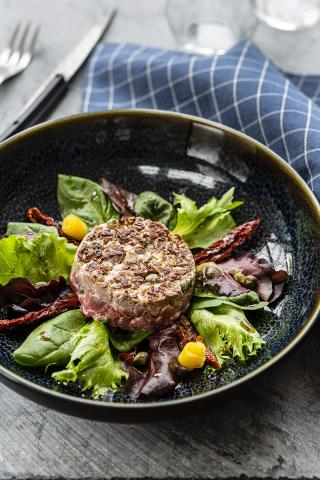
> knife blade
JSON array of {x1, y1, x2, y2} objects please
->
[{"x1": 0, "y1": 10, "x2": 117, "y2": 143}]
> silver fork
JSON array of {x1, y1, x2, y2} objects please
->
[{"x1": 0, "y1": 22, "x2": 39, "y2": 85}]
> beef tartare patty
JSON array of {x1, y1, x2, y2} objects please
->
[{"x1": 70, "y1": 217, "x2": 195, "y2": 331}]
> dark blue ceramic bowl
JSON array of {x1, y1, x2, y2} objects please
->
[{"x1": 0, "y1": 110, "x2": 319, "y2": 422}]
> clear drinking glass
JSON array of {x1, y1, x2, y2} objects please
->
[
  {"x1": 166, "y1": 0, "x2": 256, "y2": 55},
  {"x1": 252, "y1": 0, "x2": 320, "y2": 31}
]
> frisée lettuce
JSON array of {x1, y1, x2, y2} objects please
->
[
  {"x1": 52, "y1": 320, "x2": 127, "y2": 398},
  {"x1": 190, "y1": 305, "x2": 265, "y2": 365},
  {"x1": 172, "y1": 187, "x2": 243, "y2": 249},
  {"x1": 0, "y1": 233, "x2": 77, "y2": 285}
]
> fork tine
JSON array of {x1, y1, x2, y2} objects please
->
[
  {"x1": 0, "y1": 23, "x2": 21, "y2": 63},
  {"x1": 8, "y1": 22, "x2": 22, "y2": 51},
  {"x1": 16, "y1": 22, "x2": 31, "y2": 54},
  {"x1": 26, "y1": 24, "x2": 40, "y2": 55},
  {"x1": 0, "y1": 21, "x2": 40, "y2": 83}
]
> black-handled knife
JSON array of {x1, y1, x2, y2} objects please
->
[{"x1": 0, "y1": 10, "x2": 117, "y2": 143}]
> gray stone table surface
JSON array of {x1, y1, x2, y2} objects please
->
[{"x1": 1, "y1": 0, "x2": 320, "y2": 478}]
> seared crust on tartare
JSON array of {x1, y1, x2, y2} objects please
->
[{"x1": 70, "y1": 217, "x2": 196, "y2": 331}]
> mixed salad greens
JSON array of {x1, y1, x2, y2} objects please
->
[{"x1": 0, "y1": 174, "x2": 288, "y2": 400}]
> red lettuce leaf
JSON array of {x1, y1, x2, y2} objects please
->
[
  {"x1": 0, "y1": 277, "x2": 68, "y2": 318},
  {"x1": 125, "y1": 325, "x2": 188, "y2": 399},
  {"x1": 218, "y1": 252, "x2": 288, "y2": 302},
  {"x1": 197, "y1": 262, "x2": 249, "y2": 297},
  {"x1": 99, "y1": 178, "x2": 137, "y2": 217}
]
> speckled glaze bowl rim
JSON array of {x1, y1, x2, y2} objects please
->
[{"x1": 0, "y1": 108, "x2": 320, "y2": 414}]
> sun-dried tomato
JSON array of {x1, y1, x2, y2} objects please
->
[
  {"x1": 0, "y1": 293, "x2": 79, "y2": 329},
  {"x1": 194, "y1": 219, "x2": 261, "y2": 266},
  {"x1": 27, "y1": 207, "x2": 59, "y2": 228}
]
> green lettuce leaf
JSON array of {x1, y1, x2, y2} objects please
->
[
  {"x1": 172, "y1": 187, "x2": 243, "y2": 249},
  {"x1": 52, "y1": 320, "x2": 127, "y2": 397},
  {"x1": 57, "y1": 174, "x2": 119, "y2": 229},
  {"x1": 13, "y1": 310, "x2": 86, "y2": 368},
  {"x1": 133, "y1": 191, "x2": 177, "y2": 229},
  {"x1": 190, "y1": 305, "x2": 265, "y2": 365},
  {"x1": 108, "y1": 327, "x2": 150, "y2": 352},
  {"x1": 0, "y1": 233, "x2": 77, "y2": 285},
  {"x1": 192, "y1": 289, "x2": 268, "y2": 310},
  {"x1": 6, "y1": 222, "x2": 59, "y2": 236}
]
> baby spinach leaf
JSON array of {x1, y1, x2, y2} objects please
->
[
  {"x1": 13, "y1": 310, "x2": 86, "y2": 368},
  {"x1": 52, "y1": 320, "x2": 127, "y2": 398},
  {"x1": 108, "y1": 327, "x2": 150, "y2": 352},
  {"x1": 6, "y1": 223, "x2": 59, "y2": 236},
  {"x1": 192, "y1": 289, "x2": 268, "y2": 311},
  {"x1": 192, "y1": 278, "x2": 268, "y2": 310},
  {"x1": 133, "y1": 191, "x2": 177, "y2": 229},
  {"x1": 0, "y1": 233, "x2": 77, "y2": 286},
  {"x1": 57, "y1": 174, "x2": 119, "y2": 229}
]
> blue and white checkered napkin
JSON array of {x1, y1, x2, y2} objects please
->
[{"x1": 82, "y1": 41, "x2": 320, "y2": 199}]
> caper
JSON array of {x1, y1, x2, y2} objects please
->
[
  {"x1": 203, "y1": 265, "x2": 215, "y2": 278},
  {"x1": 133, "y1": 351, "x2": 149, "y2": 366},
  {"x1": 229, "y1": 267, "x2": 241, "y2": 276},
  {"x1": 145, "y1": 273, "x2": 160, "y2": 283},
  {"x1": 244, "y1": 275, "x2": 257, "y2": 288},
  {"x1": 234, "y1": 271, "x2": 247, "y2": 285},
  {"x1": 196, "y1": 262, "x2": 217, "y2": 278}
]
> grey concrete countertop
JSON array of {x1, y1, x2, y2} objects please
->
[{"x1": 0, "y1": 1, "x2": 320, "y2": 478}]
